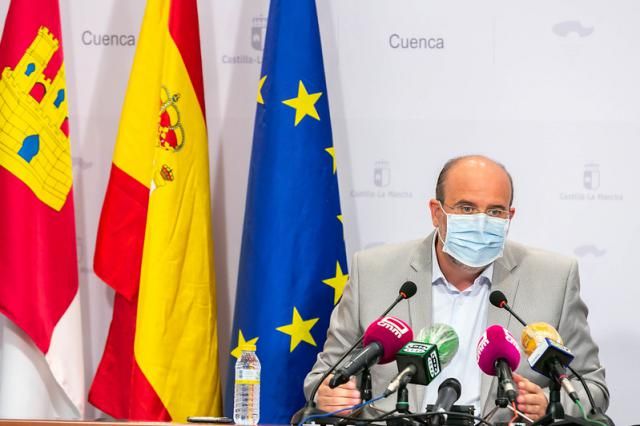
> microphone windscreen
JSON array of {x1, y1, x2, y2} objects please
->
[
  {"x1": 439, "y1": 377, "x2": 462, "y2": 398},
  {"x1": 399, "y1": 281, "x2": 417, "y2": 299},
  {"x1": 417, "y1": 323, "x2": 459, "y2": 366},
  {"x1": 489, "y1": 290, "x2": 508, "y2": 308},
  {"x1": 476, "y1": 324, "x2": 521, "y2": 375},
  {"x1": 363, "y1": 316, "x2": 413, "y2": 364},
  {"x1": 521, "y1": 322, "x2": 563, "y2": 357}
]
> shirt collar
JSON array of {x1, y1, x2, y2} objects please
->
[{"x1": 431, "y1": 234, "x2": 493, "y2": 292}]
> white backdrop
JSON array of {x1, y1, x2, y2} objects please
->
[{"x1": 0, "y1": 0, "x2": 637, "y2": 424}]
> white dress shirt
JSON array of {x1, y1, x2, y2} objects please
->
[{"x1": 422, "y1": 239, "x2": 493, "y2": 415}]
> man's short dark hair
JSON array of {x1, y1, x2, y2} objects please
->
[{"x1": 435, "y1": 155, "x2": 514, "y2": 206}]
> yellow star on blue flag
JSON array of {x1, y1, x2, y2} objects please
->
[
  {"x1": 230, "y1": 330, "x2": 259, "y2": 359},
  {"x1": 282, "y1": 81, "x2": 322, "y2": 126},
  {"x1": 276, "y1": 307, "x2": 319, "y2": 352}
]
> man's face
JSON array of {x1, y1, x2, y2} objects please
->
[{"x1": 429, "y1": 158, "x2": 515, "y2": 245}]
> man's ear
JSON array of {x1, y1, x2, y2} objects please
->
[{"x1": 428, "y1": 199, "x2": 442, "y2": 227}]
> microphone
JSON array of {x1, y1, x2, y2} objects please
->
[
  {"x1": 329, "y1": 316, "x2": 413, "y2": 388},
  {"x1": 489, "y1": 290, "x2": 527, "y2": 326},
  {"x1": 476, "y1": 324, "x2": 520, "y2": 403},
  {"x1": 521, "y1": 322, "x2": 579, "y2": 403},
  {"x1": 430, "y1": 378, "x2": 462, "y2": 426},
  {"x1": 386, "y1": 324, "x2": 459, "y2": 396},
  {"x1": 490, "y1": 292, "x2": 613, "y2": 425},
  {"x1": 291, "y1": 281, "x2": 418, "y2": 425},
  {"x1": 398, "y1": 280, "x2": 418, "y2": 301}
]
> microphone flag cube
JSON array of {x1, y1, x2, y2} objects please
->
[
  {"x1": 528, "y1": 337, "x2": 575, "y2": 375},
  {"x1": 395, "y1": 341, "x2": 442, "y2": 385}
]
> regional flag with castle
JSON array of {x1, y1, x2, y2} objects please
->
[
  {"x1": 89, "y1": 0, "x2": 221, "y2": 420},
  {"x1": 227, "y1": 0, "x2": 348, "y2": 423},
  {"x1": 0, "y1": 0, "x2": 85, "y2": 416}
]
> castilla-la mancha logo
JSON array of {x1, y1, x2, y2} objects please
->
[
  {"x1": 374, "y1": 161, "x2": 390, "y2": 187},
  {"x1": 583, "y1": 163, "x2": 599, "y2": 190},
  {"x1": 251, "y1": 15, "x2": 267, "y2": 51},
  {"x1": 221, "y1": 14, "x2": 266, "y2": 64},
  {"x1": 351, "y1": 160, "x2": 413, "y2": 199},
  {"x1": 559, "y1": 163, "x2": 622, "y2": 202}
]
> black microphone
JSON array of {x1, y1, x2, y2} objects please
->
[
  {"x1": 398, "y1": 280, "x2": 418, "y2": 300},
  {"x1": 430, "y1": 378, "x2": 462, "y2": 426},
  {"x1": 290, "y1": 281, "x2": 417, "y2": 425},
  {"x1": 489, "y1": 290, "x2": 527, "y2": 327}
]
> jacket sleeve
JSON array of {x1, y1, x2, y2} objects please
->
[
  {"x1": 303, "y1": 250, "x2": 363, "y2": 400},
  {"x1": 556, "y1": 259, "x2": 609, "y2": 416}
]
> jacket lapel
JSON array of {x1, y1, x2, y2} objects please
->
[
  {"x1": 406, "y1": 233, "x2": 434, "y2": 411},
  {"x1": 480, "y1": 243, "x2": 521, "y2": 413}
]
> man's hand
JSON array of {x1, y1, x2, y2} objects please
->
[
  {"x1": 513, "y1": 373, "x2": 548, "y2": 421},
  {"x1": 316, "y1": 375, "x2": 361, "y2": 414}
]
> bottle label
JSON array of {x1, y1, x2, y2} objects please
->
[{"x1": 236, "y1": 369, "x2": 260, "y2": 385}]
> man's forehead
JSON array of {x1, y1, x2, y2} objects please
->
[{"x1": 444, "y1": 159, "x2": 512, "y2": 202}]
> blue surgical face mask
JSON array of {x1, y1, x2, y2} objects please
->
[{"x1": 437, "y1": 204, "x2": 510, "y2": 268}]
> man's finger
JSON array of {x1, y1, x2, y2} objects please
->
[
  {"x1": 517, "y1": 393, "x2": 544, "y2": 407},
  {"x1": 322, "y1": 375, "x2": 358, "y2": 389},
  {"x1": 317, "y1": 396, "x2": 362, "y2": 407},
  {"x1": 514, "y1": 374, "x2": 543, "y2": 393},
  {"x1": 319, "y1": 386, "x2": 360, "y2": 399},
  {"x1": 338, "y1": 378, "x2": 359, "y2": 390},
  {"x1": 518, "y1": 404, "x2": 545, "y2": 420},
  {"x1": 316, "y1": 395, "x2": 361, "y2": 414}
]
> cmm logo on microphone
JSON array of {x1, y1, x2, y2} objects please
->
[
  {"x1": 377, "y1": 316, "x2": 411, "y2": 338},
  {"x1": 502, "y1": 327, "x2": 519, "y2": 348},
  {"x1": 476, "y1": 332, "x2": 489, "y2": 362}
]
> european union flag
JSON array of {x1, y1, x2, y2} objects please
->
[{"x1": 226, "y1": 0, "x2": 348, "y2": 423}]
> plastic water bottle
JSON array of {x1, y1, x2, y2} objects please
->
[{"x1": 233, "y1": 344, "x2": 260, "y2": 425}]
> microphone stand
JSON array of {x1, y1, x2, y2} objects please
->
[
  {"x1": 360, "y1": 366, "x2": 373, "y2": 402},
  {"x1": 483, "y1": 382, "x2": 521, "y2": 425},
  {"x1": 386, "y1": 381, "x2": 419, "y2": 426},
  {"x1": 495, "y1": 379, "x2": 509, "y2": 408},
  {"x1": 531, "y1": 381, "x2": 591, "y2": 426},
  {"x1": 396, "y1": 381, "x2": 410, "y2": 415},
  {"x1": 547, "y1": 380, "x2": 565, "y2": 422}
]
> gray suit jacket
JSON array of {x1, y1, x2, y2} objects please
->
[{"x1": 304, "y1": 232, "x2": 609, "y2": 422}]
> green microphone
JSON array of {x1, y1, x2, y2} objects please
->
[
  {"x1": 417, "y1": 323, "x2": 460, "y2": 366},
  {"x1": 389, "y1": 324, "x2": 459, "y2": 393}
]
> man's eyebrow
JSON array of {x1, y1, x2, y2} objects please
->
[
  {"x1": 486, "y1": 203, "x2": 509, "y2": 210},
  {"x1": 452, "y1": 199, "x2": 478, "y2": 206}
]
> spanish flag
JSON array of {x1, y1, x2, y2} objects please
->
[{"x1": 89, "y1": 0, "x2": 221, "y2": 420}]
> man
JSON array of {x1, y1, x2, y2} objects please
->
[{"x1": 304, "y1": 155, "x2": 608, "y2": 422}]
